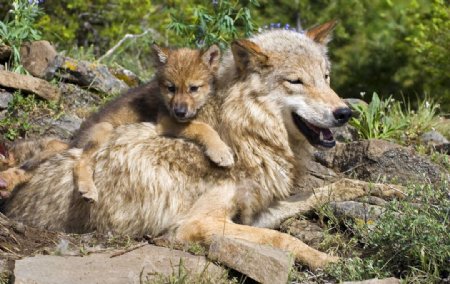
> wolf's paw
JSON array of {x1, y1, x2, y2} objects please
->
[
  {"x1": 77, "y1": 181, "x2": 99, "y2": 203},
  {"x1": 206, "y1": 144, "x2": 235, "y2": 167}
]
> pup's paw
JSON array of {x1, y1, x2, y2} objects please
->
[{"x1": 206, "y1": 144, "x2": 235, "y2": 167}]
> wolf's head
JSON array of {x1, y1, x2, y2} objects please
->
[
  {"x1": 152, "y1": 45, "x2": 221, "y2": 122},
  {"x1": 231, "y1": 21, "x2": 351, "y2": 148}
]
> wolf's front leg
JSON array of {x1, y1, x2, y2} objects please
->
[
  {"x1": 253, "y1": 178, "x2": 406, "y2": 229},
  {"x1": 156, "y1": 115, "x2": 234, "y2": 167}
]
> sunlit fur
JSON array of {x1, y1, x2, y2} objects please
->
[{"x1": 3, "y1": 23, "x2": 360, "y2": 269}]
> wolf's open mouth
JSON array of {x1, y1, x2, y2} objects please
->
[{"x1": 292, "y1": 112, "x2": 336, "y2": 148}]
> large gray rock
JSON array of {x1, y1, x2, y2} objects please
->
[
  {"x1": 329, "y1": 201, "x2": 384, "y2": 221},
  {"x1": 208, "y1": 236, "x2": 292, "y2": 284},
  {"x1": 57, "y1": 57, "x2": 129, "y2": 95},
  {"x1": 14, "y1": 244, "x2": 224, "y2": 284},
  {"x1": 315, "y1": 139, "x2": 449, "y2": 185}
]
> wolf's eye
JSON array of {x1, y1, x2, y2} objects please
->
[
  {"x1": 167, "y1": 86, "x2": 176, "y2": 93},
  {"x1": 286, "y1": 79, "x2": 303, "y2": 85},
  {"x1": 324, "y1": 74, "x2": 330, "y2": 80},
  {"x1": 190, "y1": 86, "x2": 199, "y2": 92}
]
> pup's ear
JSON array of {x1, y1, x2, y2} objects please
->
[
  {"x1": 152, "y1": 44, "x2": 170, "y2": 67},
  {"x1": 306, "y1": 20, "x2": 338, "y2": 45},
  {"x1": 201, "y1": 44, "x2": 221, "y2": 73},
  {"x1": 231, "y1": 39, "x2": 269, "y2": 74}
]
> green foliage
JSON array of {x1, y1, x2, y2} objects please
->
[
  {"x1": 0, "y1": 0, "x2": 43, "y2": 73},
  {"x1": 168, "y1": 0, "x2": 259, "y2": 49},
  {"x1": 349, "y1": 93, "x2": 407, "y2": 140},
  {"x1": 324, "y1": 180, "x2": 450, "y2": 282},
  {"x1": 0, "y1": 91, "x2": 59, "y2": 141},
  {"x1": 350, "y1": 93, "x2": 441, "y2": 144}
]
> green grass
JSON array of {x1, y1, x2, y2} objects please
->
[{"x1": 320, "y1": 180, "x2": 450, "y2": 283}]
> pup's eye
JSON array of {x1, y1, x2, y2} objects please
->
[
  {"x1": 190, "y1": 86, "x2": 199, "y2": 92},
  {"x1": 324, "y1": 74, "x2": 330, "y2": 80},
  {"x1": 167, "y1": 86, "x2": 176, "y2": 93},
  {"x1": 286, "y1": 79, "x2": 303, "y2": 85}
]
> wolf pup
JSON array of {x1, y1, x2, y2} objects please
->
[{"x1": 0, "y1": 45, "x2": 234, "y2": 201}]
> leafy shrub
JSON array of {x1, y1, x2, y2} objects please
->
[
  {"x1": 350, "y1": 93, "x2": 441, "y2": 144},
  {"x1": 349, "y1": 93, "x2": 407, "y2": 140},
  {"x1": 168, "y1": 0, "x2": 259, "y2": 49},
  {"x1": 0, "y1": 0, "x2": 43, "y2": 73},
  {"x1": 326, "y1": 180, "x2": 450, "y2": 282}
]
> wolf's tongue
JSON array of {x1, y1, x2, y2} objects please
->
[{"x1": 321, "y1": 129, "x2": 333, "y2": 141}]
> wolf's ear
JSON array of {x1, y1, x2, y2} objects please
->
[
  {"x1": 306, "y1": 20, "x2": 338, "y2": 45},
  {"x1": 231, "y1": 39, "x2": 269, "y2": 74},
  {"x1": 152, "y1": 44, "x2": 170, "y2": 66},
  {"x1": 201, "y1": 44, "x2": 221, "y2": 73}
]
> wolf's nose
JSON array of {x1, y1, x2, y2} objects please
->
[
  {"x1": 173, "y1": 105, "x2": 188, "y2": 119},
  {"x1": 333, "y1": 107, "x2": 352, "y2": 125}
]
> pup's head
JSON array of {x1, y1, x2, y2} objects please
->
[
  {"x1": 152, "y1": 44, "x2": 221, "y2": 122},
  {"x1": 231, "y1": 20, "x2": 351, "y2": 148}
]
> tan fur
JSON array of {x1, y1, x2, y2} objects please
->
[
  {"x1": 0, "y1": 46, "x2": 233, "y2": 200},
  {"x1": 2, "y1": 22, "x2": 403, "y2": 270}
]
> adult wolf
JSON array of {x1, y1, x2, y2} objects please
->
[{"x1": 3, "y1": 21, "x2": 402, "y2": 269}]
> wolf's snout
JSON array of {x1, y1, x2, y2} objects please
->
[{"x1": 333, "y1": 107, "x2": 352, "y2": 125}]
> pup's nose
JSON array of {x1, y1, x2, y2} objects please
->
[
  {"x1": 333, "y1": 107, "x2": 352, "y2": 125},
  {"x1": 173, "y1": 105, "x2": 188, "y2": 119}
]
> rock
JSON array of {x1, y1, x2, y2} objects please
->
[
  {"x1": 109, "y1": 66, "x2": 142, "y2": 87},
  {"x1": 0, "y1": 45, "x2": 11, "y2": 62},
  {"x1": 302, "y1": 158, "x2": 339, "y2": 190},
  {"x1": 208, "y1": 236, "x2": 292, "y2": 284},
  {"x1": 0, "y1": 70, "x2": 60, "y2": 101},
  {"x1": 355, "y1": 196, "x2": 387, "y2": 206},
  {"x1": 41, "y1": 114, "x2": 82, "y2": 140},
  {"x1": 329, "y1": 201, "x2": 384, "y2": 221},
  {"x1": 280, "y1": 219, "x2": 324, "y2": 248},
  {"x1": 0, "y1": 90, "x2": 13, "y2": 109},
  {"x1": 57, "y1": 57, "x2": 129, "y2": 95},
  {"x1": 343, "y1": 277, "x2": 400, "y2": 284},
  {"x1": 0, "y1": 259, "x2": 14, "y2": 283},
  {"x1": 333, "y1": 125, "x2": 359, "y2": 142},
  {"x1": 20, "y1": 41, "x2": 62, "y2": 80},
  {"x1": 14, "y1": 244, "x2": 224, "y2": 284},
  {"x1": 420, "y1": 130, "x2": 449, "y2": 146},
  {"x1": 343, "y1": 98, "x2": 368, "y2": 108},
  {"x1": 315, "y1": 139, "x2": 449, "y2": 185}
]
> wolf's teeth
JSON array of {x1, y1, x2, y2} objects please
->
[{"x1": 319, "y1": 131, "x2": 324, "y2": 141}]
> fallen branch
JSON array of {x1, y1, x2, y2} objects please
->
[{"x1": 98, "y1": 28, "x2": 162, "y2": 62}]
